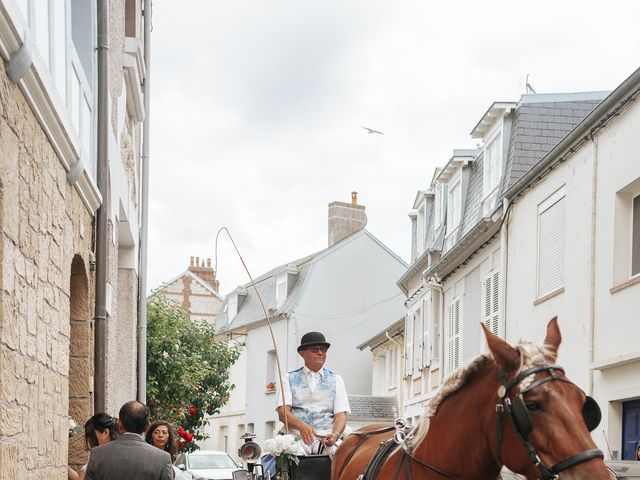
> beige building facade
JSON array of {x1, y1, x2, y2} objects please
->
[{"x1": 0, "y1": 0, "x2": 148, "y2": 477}]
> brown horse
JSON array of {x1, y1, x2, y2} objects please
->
[{"x1": 333, "y1": 318, "x2": 611, "y2": 480}]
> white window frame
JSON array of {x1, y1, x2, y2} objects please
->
[
  {"x1": 421, "y1": 297, "x2": 431, "y2": 368},
  {"x1": 482, "y1": 128, "x2": 503, "y2": 216},
  {"x1": 413, "y1": 305, "x2": 423, "y2": 373},
  {"x1": 275, "y1": 274, "x2": 288, "y2": 308},
  {"x1": 228, "y1": 295, "x2": 238, "y2": 321},
  {"x1": 431, "y1": 289, "x2": 441, "y2": 369},
  {"x1": 416, "y1": 201, "x2": 426, "y2": 257},
  {"x1": 536, "y1": 186, "x2": 567, "y2": 298},
  {"x1": 447, "y1": 176, "x2": 462, "y2": 237},
  {"x1": 404, "y1": 312, "x2": 414, "y2": 377},
  {"x1": 446, "y1": 297, "x2": 462, "y2": 373},
  {"x1": 631, "y1": 192, "x2": 640, "y2": 278},
  {"x1": 434, "y1": 183, "x2": 447, "y2": 230},
  {"x1": 386, "y1": 345, "x2": 398, "y2": 390}
]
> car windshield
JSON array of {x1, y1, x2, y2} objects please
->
[{"x1": 190, "y1": 454, "x2": 237, "y2": 469}]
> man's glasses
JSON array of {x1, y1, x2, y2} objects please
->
[{"x1": 306, "y1": 346, "x2": 328, "y2": 354}]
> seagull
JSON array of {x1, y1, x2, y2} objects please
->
[{"x1": 361, "y1": 126, "x2": 384, "y2": 135}]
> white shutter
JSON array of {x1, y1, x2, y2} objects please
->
[
  {"x1": 414, "y1": 307, "x2": 423, "y2": 373},
  {"x1": 447, "y1": 299, "x2": 461, "y2": 372},
  {"x1": 422, "y1": 298, "x2": 430, "y2": 368},
  {"x1": 404, "y1": 312, "x2": 414, "y2": 377},
  {"x1": 537, "y1": 192, "x2": 566, "y2": 297},
  {"x1": 482, "y1": 271, "x2": 500, "y2": 349},
  {"x1": 431, "y1": 289, "x2": 441, "y2": 364}
]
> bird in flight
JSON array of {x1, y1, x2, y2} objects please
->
[{"x1": 361, "y1": 126, "x2": 384, "y2": 135}]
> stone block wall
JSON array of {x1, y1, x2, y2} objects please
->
[{"x1": 0, "y1": 59, "x2": 94, "y2": 479}]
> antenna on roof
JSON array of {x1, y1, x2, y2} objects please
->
[{"x1": 525, "y1": 73, "x2": 536, "y2": 94}]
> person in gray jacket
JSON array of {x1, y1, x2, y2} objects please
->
[{"x1": 85, "y1": 400, "x2": 174, "y2": 480}]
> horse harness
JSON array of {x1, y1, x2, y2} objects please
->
[
  {"x1": 347, "y1": 364, "x2": 604, "y2": 480},
  {"x1": 495, "y1": 363, "x2": 604, "y2": 480}
]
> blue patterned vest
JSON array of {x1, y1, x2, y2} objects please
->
[{"x1": 288, "y1": 367, "x2": 337, "y2": 434}]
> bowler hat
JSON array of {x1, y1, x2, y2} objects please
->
[{"x1": 297, "y1": 332, "x2": 330, "y2": 352}]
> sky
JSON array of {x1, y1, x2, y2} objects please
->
[{"x1": 147, "y1": 0, "x2": 640, "y2": 297}]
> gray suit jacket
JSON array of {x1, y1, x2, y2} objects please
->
[{"x1": 86, "y1": 433, "x2": 174, "y2": 480}]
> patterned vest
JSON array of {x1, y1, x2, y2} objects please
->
[{"x1": 288, "y1": 367, "x2": 337, "y2": 434}]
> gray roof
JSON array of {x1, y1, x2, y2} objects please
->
[
  {"x1": 217, "y1": 229, "x2": 407, "y2": 332},
  {"x1": 399, "y1": 90, "x2": 609, "y2": 289},
  {"x1": 348, "y1": 395, "x2": 399, "y2": 421}
]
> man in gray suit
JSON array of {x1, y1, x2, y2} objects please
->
[{"x1": 86, "y1": 400, "x2": 174, "y2": 480}]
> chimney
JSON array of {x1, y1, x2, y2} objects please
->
[
  {"x1": 328, "y1": 192, "x2": 367, "y2": 247},
  {"x1": 187, "y1": 256, "x2": 220, "y2": 293}
]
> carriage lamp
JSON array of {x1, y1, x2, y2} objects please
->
[{"x1": 238, "y1": 432, "x2": 262, "y2": 463}]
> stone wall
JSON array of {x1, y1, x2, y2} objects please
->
[{"x1": 0, "y1": 61, "x2": 95, "y2": 479}]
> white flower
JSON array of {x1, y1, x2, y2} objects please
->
[
  {"x1": 162, "y1": 351, "x2": 169, "y2": 358},
  {"x1": 263, "y1": 434, "x2": 304, "y2": 458},
  {"x1": 263, "y1": 439, "x2": 278, "y2": 455}
]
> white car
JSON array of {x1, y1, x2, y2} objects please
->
[{"x1": 174, "y1": 450, "x2": 241, "y2": 480}]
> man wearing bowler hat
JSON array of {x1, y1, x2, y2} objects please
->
[{"x1": 276, "y1": 331, "x2": 350, "y2": 456}]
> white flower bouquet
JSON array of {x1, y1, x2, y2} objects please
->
[{"x1": 262, "y1": 434, "x2": 305, "y2": 480}]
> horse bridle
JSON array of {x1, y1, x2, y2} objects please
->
[{"x1": 495, "y1": 364, "x2": 604, "y2": 480}]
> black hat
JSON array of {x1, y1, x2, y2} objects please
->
[{"x1": 297, "y1": 332, "x2": 330, "y2": 352}]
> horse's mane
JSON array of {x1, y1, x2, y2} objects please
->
[{"x1": 409, "y1": 340, "x2": 555, "y2": 448}]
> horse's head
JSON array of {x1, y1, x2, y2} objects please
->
[{"x1": 484, "y1": 318, "x2": 611, "y2": 480}]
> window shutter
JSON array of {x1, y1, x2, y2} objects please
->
[
  {"x1": 537, "y1": 194, "x2": 566, "y2": 297},
  {"x1": 482, "y1": 271, "x2": 500, "y2": 349},
  {"x1": 422, "y1": 298, "x2": 430, "y2": 368},
  {"x1": 632, "y1": 194, "x2": 640, "y2": 276},
  {"x1": 414, "y1": 307, "x2": 423, "y2": 373},
  {"x1": 432, "y1": 289, "x2": 441, "y2": 364},
  {"x1": 447, "y1": 299, "x2": 461, "y2": 373},
  {"x1": 404, "y1": 312, "x2": 414, "y2": 377}
]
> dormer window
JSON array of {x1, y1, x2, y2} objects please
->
[
  {"x1": 434, "y1": 183, "x2": 447, "y2": 230},
  {"x1": 275, "y1": 274, "x2": 288, "y2": 308},
  {"x1": 447, "y1": 177, "x2": 462, "y2": 233},
  {"x1": 228, "y1": 296, "x2": 238, "y2": 321},
  {"x1": 483, "y1": 130, "x2": 503, "y2": 207}
]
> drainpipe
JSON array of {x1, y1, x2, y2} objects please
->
[
  {"x1": 137, "y1": 0, "x2": 152, "y2": 404},
  {"x1": 94, "y1": 0, "x2": 110, "y2": 413},
  {"x1": 499, "y1": 199, "x2": 510, "y2": 340},
  {"x1": 385, "y1": 331, "x2": 404, "y2": 415},
  {"x1": 588, "y1": 136, "x2": 599, "y2": 396}
]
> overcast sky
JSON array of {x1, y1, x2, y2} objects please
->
[{"x1": 147, "y1": 1, "x2": 640, "y2": 296}]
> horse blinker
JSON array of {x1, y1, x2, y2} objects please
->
[{"x1": 583, "y1": 396, "x2": 601, "y2": 432}]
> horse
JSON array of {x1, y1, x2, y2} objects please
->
[{"x1": 332, "y1": 318, "x2": 611, "y2": 480}]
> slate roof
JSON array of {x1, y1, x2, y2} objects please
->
[
  {"x1": 399, "y1": 90, "x2": 609, "y2": 290},
  {"x1": 348, "y1": 395, "x2": 399, "y2": 421},
  {"x1": 216, "y1": 229, "x2": 407, "y2": 332}
]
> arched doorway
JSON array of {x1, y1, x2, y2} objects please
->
[{"x1": 68, "y1": 254, "x2": 92, "y2": 470}]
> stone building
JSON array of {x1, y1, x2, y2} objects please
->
[
  {"x1": 158, "y1": 256, "x2": 224, "y2": 323},
  {"x1": 0, "y1": 0, "x2": 149, "y2": 478}
]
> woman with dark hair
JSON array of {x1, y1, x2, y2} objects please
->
[
  {"x1": 68, "y1": 413, "x2": 119, "y2": 480},
  {"x1": 146, "y1": 420, "x2": 178, "y2": 461},
  {"x1": 84, "y1": 413, "x2": 119, "y2": 449}
]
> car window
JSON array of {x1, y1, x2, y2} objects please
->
[
  {"x1": 189, "y1": 454, "x2": 238, "y2": 469},
  {"x1": 175, "y1": 454, "x2": 185, "y2": 466}
]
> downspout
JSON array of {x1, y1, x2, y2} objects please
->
[
  {"x1": 137, "y1": 0, "x2": 152, "y2": 404},
  {"x1": 385, "y1": 331, "x2": 404, "y2": 414},
  {"x1": 588, "y1": 136, "x2": 599, "y2": 396},
  {"x1": 94, "y1": 0, "x2": 109, "y2": 412},
  {"x1": 499, "y1": 199, "x2": 510, "y2": 340}
]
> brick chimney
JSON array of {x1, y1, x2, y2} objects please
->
[
  {"x1": 328, "y1": 191, "x2": 367, "y2": 247},
  {"x1": 187, "y1": 256, "x2": 220, "y2": 293}
]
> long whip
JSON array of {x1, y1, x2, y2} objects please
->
[{"x1": 214, "y1": 227, "x2": 289, "y2": 432}]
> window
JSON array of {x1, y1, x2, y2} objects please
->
[
  {"x1": 482, "y1": 271, "x2": 500, "y2": 347},
  {"x1": 431, "y1": 289, "x2": 441, "y2": 366},
  {"x1": 275, "y1": 274, "x2": 287, "y2": 308},
  {"x1": 483, "y1": 132, "x2": 503, "y2": 197},
  {"x1": 265, "y1": 350, "x2": 276, "y2": 392},
  {"x1": 434, "y1": 183, "x2": 447, "y2": 229},
  {"x1": 386, "y1": 345, "x2": 398, "y2": 388},
  {"x1": 447, "y1": 179, "x2": 461, "y2": 232},
  {"x1": 537, "y1": 187, "x2": 566, "y2": 298},
  {"x1": 413, "y1": 306, "x2": 423, "y2": 373},
  {"x1": 632, "y1": 194, "x2": 640, "y2": 276},
  {"x1": 416, "y1": 203, "x2": 426, "y2": 256},
  {"x1": 404, "y1": 312, "x2": 414, "y2": 377},
  {"x1": 228, "y1": 296, "x2": 238, "y2": 321},
  {"x1": 218, "y1": 425, "x2": 228, "y2": 452},
  {"x1": 447, "y1": 298, "x2": 462, "y2": 373},
  {"x1": 265, "y1": 421, "x2": 275, "y2": 441},
  {"x1": 421, "y1": 298, "x2": 430, "y2": 368}
]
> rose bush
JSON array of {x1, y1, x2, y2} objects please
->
[{"x1": 146, "y1": 293, "x2": 241, "y2": 453}]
